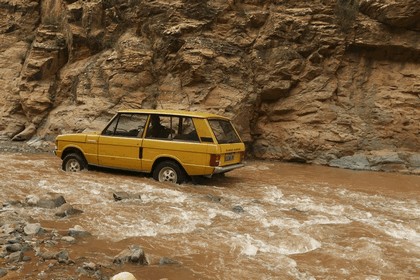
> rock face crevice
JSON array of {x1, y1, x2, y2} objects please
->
[{"x1": 0, "y1": 0, "x2": 419, "y2": 173}]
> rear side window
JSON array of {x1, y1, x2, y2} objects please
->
[
  {"x1": 146, "y1": 115, "x2": 199, "y2": 141},
  {"x1": 102, "y1": 113, "x2": 147, "y2": 137},
  {"x1": 208, "y1": 119, "x2": 241, "y2": 144}
]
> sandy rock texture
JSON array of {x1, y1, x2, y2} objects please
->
[{"x1": 0, "y1": 0, "x2": 419, "y2": 173}]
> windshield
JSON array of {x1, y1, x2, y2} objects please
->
[{"x1": 208, "y1": 119, "x2": 241, "y2": 144}]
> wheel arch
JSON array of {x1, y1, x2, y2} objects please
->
[
  {"x1": 151, "y1": 156, "x2": 187, "y2": 176},
  {"x1": 62, "y1": 146, "x2": 87, "y2": 164}
]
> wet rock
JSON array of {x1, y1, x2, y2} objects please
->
[
  {"x1": 0, "y1": 246, "x2": 8, "y2": 258},
  {"x1": 3, "y1": 200, "x2": 22, "y2": 207},
  {"x1": 1, "y1": 224, "x2": 18, "y2": 235},
  {"x1": 113, "y1": 191, "x2": 142, "y2": 201},
  {"x1": 0, "y1": 248, "x2": 7, "y2": 258},
  {"x1": 44, "y1": 240, "x2": 58, "y2": 247},
  {"x1": 113, "y1": 245, "x2": 148, "y2": 265},
  {"x1": 232, "y1": 205, "x2": 245, "y2": 213},
  {"x1": 55, "y1": 203, "x2": 83, "y2": 217},
  {"x1": 25, "y1": 195, "x2": 39, "y2": 206},
  {"x1": 68, "y1": 225, "x2": 91, "y2": 238},
  {"x1": 329, "y1": 154, "x2": 370, "y2": 170},
  {"x1": 82, "y1": 262, "x2": 97, "y2": 271},
  {"x1": 6, "y1": 239, "x2": 22, "y2": 245},
  {"x1": 57, "y1": 250, "x2": 69, "y2": 263},
  {"x1": 290, "y1": 207, "x2": 306, "y2": 213},
  {"x1": 23, "y1": 223, "x2": 41, "y2": 235},
  {"x1": 159, "y1": 257, "x2": 179, "y2": 265},
  {"x1": 130, "y1": 246, "x2": 147, "y2": 263},
  {"x1": 111, "y1": 271, "x2": 137, "y2": 280},
  {"x1": 5, "y1": 243, "x2": 22, "y2": 253},
  {"x1": 39, "y1": 251, "x2": 57, "y2": 260},
  {"x1": 205, "y1": 194, "x2": 222, "y2": 203},
  {"x1": 61, "y1": 236, "x2": 76, "y2": 243},
  {"x1": 76, "y1": 262, "x2": 101, "y2": 278},
  {"x1": 113, "y1": 192, "x2": 130, "y2": 201},
  {"x1": 6, "y1": 251, "x2": 23, "y2": 263},
  {"x1": 37, "y1": 271, "x2": 47, "y2": 279},
  {"x1": 37, "y1": 194, "x2": 66, "y2": 209},
  {"x1": 329, "y1": 150, "x2": 420, "y2": 173}
]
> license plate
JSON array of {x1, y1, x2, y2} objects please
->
[{"x1": 224, "y1": 153, "x2": 234, "y2": 161}]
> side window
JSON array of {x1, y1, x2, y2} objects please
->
[
  {"x1": 173, "y1": 117, "x2": 199, "y2": 142},
  {"x1": 146, "y1": 115, "x2": 174, "y2": 139},
  {"x1": 103, "y1": 113, "x2": 147, "y2": 137},
  {"x1": 145, "y1": 115, "x2": 199, "y2": 141},
  {"x1": 103, "y1": 115, "x2": 118, "y2": 135}
]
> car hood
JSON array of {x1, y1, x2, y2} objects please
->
[{"x1": 56, "y1": 132, "x2": 99, "y2": 143}]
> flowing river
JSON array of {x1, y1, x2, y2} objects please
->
[{"x1": 1, "y1": 152, "x2": 419, "y2": 279}]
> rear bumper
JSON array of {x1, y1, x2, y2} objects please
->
[{"x1": 213, "y1": 163, "x2": 245, "y2": 174}]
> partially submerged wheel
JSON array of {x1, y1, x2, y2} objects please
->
[
  {"x1": 62, "y1": 153, "x2": 86, "y2": 172},
  {"x1": 153, "y1": 161, "x2": 186, "y2": 184}
]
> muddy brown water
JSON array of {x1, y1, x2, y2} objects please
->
[{"x1": 0, "y1": 153, "x2": 419, "y2": 279}]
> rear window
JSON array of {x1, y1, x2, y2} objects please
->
[
  {"x1": 208, "y1": 119, "x2": 241, "y2": 144},
  {"x1": 145, "y1": 115, "x2": 199, "y2": 141}
]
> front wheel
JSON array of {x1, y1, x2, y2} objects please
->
[
  {"x1": 62, "y1": 153, "x2": 87, "y2": 172},
  {"x1": 153, "y1": 161, "x2": 186, "y2": 184}
]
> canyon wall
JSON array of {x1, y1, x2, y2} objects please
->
[{"x1": 0, "y1": 0, "x2": 419, "y2": 173}]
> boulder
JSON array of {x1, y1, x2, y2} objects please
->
[
  {"x1": 111, "y1": 272, "x2": 137, "y2": 280},
  {"x1": 68, "y1": 225, "x2": 91, "y2": 238},
  {"x1": 23, "y1": 223, "x2": 41, "y2": 235},
  {"x1": 36, "y1": 194, "x2": 66, "y2": 209},
  {"x1": 55, "y1": 203, "x2": 83, "y2": 217},
  {"x1": 329, "y1": 154, "x2": 371, "y2": 170},
  {"x1": 113, "y1": 245, "x2": 148, "y2": 265},
  {"x1": 113, "y1": 192, "x2": 142, "y2": 201}
]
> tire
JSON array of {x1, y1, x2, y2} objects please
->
[
  {"x1": 153, "y1": 161, "x2": 186, "y2": 184},
  {"x1": 62, "y1": 153, "x2": 87, "y2": 172}
]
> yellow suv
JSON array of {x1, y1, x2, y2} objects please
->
[{"x1": 54, "y1": 109, "x2": 245, "y2": 183}]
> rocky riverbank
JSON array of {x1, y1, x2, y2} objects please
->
[
  {"x1": 0, "y1": 192, "x2": 174, "y2": 279},
  {"x1": 0, "y1": 139, "x2": 53, "y2": 154}
]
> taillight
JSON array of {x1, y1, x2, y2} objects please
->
[{"x1": 210, "y1": 154, "x2": 221, "y2": 166}]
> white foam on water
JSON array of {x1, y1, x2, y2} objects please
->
[
  {"x1": 303, "y1": 214, "x2": 352, "y2": 226},
  {"x1": 332, "y1": 188, "x2": 420, "y2": 246},
  {"x1": 242, "y1": 163, "x2": 272, "y2": 171},
  {"x1": 99, "y1": 216, "x2": 158, "y2": 237},
  {"x1": 260, "y1": 185, "x2": 284, "y2": 204},
  {"x1": 230, "y1": 231, "x2": 321, "y2": 257},
  {"x1": 261, "y1": 217, "x2": 302, "y2": 229},
  {"x1": 364, "y1": 218, "x2": 420, "y2": 245},
  {"x1": 86, "y1": 200, "x2": 218, "y2": 240}
]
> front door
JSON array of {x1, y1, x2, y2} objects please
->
[{"x1": 97, "y1": 113, "x2": 147, "y2": 171}]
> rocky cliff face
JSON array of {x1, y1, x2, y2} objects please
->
[{"x1": 0, "y1": 0, "x2": 419, "y2": 173}]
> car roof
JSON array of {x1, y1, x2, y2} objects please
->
[{"x1": 117, "y1": 109, "x2": 230, "y2": 120}]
